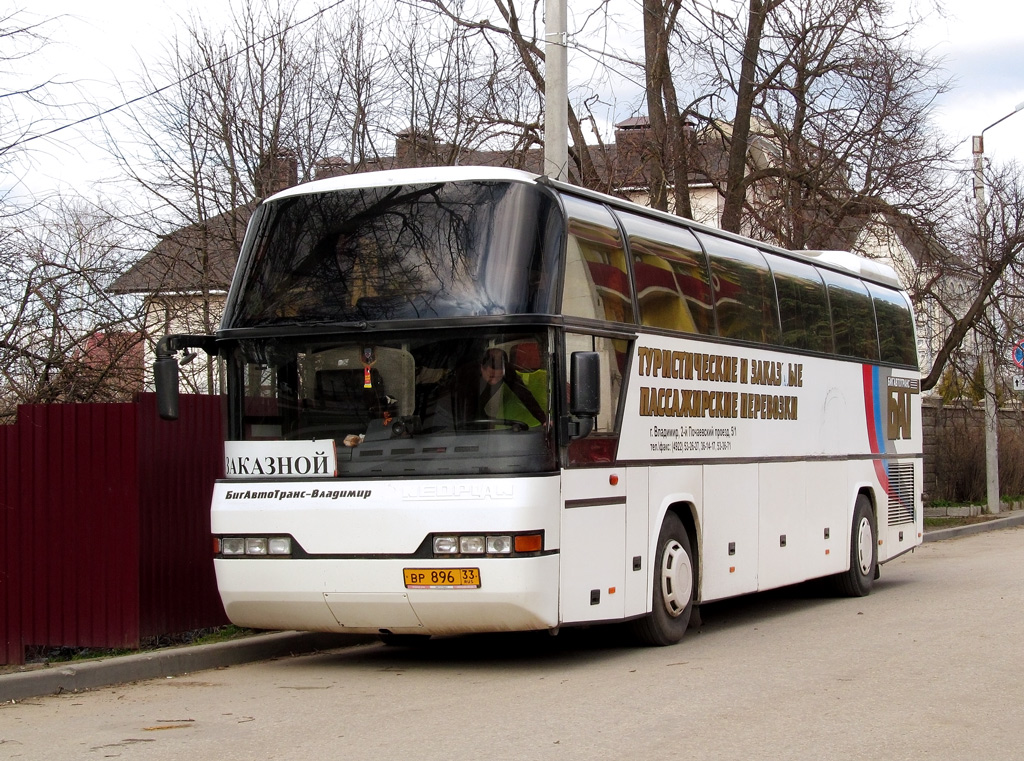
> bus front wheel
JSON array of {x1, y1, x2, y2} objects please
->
[
  {"x1": 834, "y1": 495, "x2": 876, "y2": 597},
  {"x1": 631, "y1": 512, "x2": 694, "y2": 646}
]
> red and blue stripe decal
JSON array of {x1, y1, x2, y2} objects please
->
[{"x1": 862, "y1": 364, "x2": 890, "y2": 493}]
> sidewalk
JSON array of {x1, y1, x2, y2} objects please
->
[{"x1": 4, "y1": 513, "x2": 1023, "y2": 704}]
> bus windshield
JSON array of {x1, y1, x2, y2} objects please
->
[
  {"x1": 222, "y1": 180, "x2": 562, "y2": 328},
  {"x1": 230, "y1": 329, "x2": 556, "y2": 476}
]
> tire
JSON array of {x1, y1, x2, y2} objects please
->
[
  {"x1": 834, "y1": 494, "x2": 876, "y2": 597},
  {"x1": 631, "y1": 512, "x2": 695, "y2": 646}
]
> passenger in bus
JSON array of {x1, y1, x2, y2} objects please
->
[{"x1": 459, "y1": 348, "x2": 548, "y2": 428}]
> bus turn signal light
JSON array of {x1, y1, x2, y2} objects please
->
[{"x1": 514, "y1": 534, "x2": 543, "y2": 553}]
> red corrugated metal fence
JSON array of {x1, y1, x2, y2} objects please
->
[{"x1": 1, "y1": 394, "x2": 227, "y2": 665}]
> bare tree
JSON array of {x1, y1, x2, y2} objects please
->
[
  {"x1": 0, "y1": 11, "x2": 150, "y2": 419},
  {"x1": 662, "y1": 0, "x2": 956, "y2": 245},
  {"x1": 383, "y1": 0, "x2": 543, "y2": 166},
  {"x1": 322, "y1": 1, "x2": 395, "y2": 169},
  {"x1": 108, "y1": 0, "x2": 365, "y2": 390},
  {"x1": 714, "y1": 0, "x2": 784, "y2": 233},
  {"x1": 419, "y1": 0, "x2": 612, "y2": 188},
  {"x1": 0, "y1": 197, "x2": 143, "y2": 421},
  {"x1": 642, "y1": 0, "x2": 692, "y2": 215},
  {"x1": 117, "y1": 0, "x2": 549, "y2": 218},
  {"x1": 115, "y1": 0, "x2": 344, "y2": 215},
  {"x1": 917, "y1": 161, "x2": 1024, "y2": 392},
  {"x1": 0, "y1": 9, "x2": 57, "y2": 172},
  {"x1": 1, "y1": 8, "x2": 89, "y2": 215}
]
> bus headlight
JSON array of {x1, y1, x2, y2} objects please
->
[
  {"x1": 269, "y1": 537, "x2": 292, "y2": 555},
  {"x1": 486, "y1": 535, "x2": 513, "y2": 554},
  {"x1": 459, "y1": 535, "x2": 486, "y2": 554},
  {"x1": 216, "y1": 535, "x2": 294, "y2": 557},
  {"x1": 429, "y1": 532, "x2": 533, "y2": 557},
  {"x1": 433, "y1": 535, "x2": 460, "y2": 554}
]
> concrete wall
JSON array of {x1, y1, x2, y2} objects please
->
[{"x1": 923, "y1": 397, "x2": 1024, "y2": 503}]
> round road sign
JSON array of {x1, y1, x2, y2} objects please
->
[{"x1": 1015, "y1": 340, "x2": 1024, "y2": 370}]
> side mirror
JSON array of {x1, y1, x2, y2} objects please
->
[
  {"x1": 567, "y1": 351, "x2": 600, "y2": 439},
  {"x1": 154, "y1": 356, "x2": 180, "y2": 421},
  {"x1": 152, "y1": 333, "x2": 216, "y2": 421}
]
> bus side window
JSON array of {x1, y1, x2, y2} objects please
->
[
  {"x1": 619, "y1": 211, "x2": 714, "y2": 335},
  {"x1": 869, "y1": 283, "x2": 918, "y2": 367},
  {"x1": 820, "y1": 270, "x2": 880, "y2": 361},
  {"x1": 565, "y1": 333, "x2": 627, "y2": 465},
  {"x1": 698, "y1": 234, "x2": 781, "y2": 345},
  {"x1": 560, "y1": 196, "x2": 634, "y2": 325},
  {"x1": 767, "y1": 253, "x2": 833, "y2": 353}
]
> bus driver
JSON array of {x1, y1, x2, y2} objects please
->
[{"x1": 464, "y1": 348, "x2": 548, "y2": 429}]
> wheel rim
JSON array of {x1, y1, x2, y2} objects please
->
[
  {"x1": 659, "y1": 539, "x2": 693, "y2": 618},
  {"x1": 855, "y1": 517, "x2": 874, "y2": 576}
]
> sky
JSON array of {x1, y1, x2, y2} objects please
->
[
  {"x1": 910, "y1": 0, "x2": 1024, "y2": 162},
  {"x1": 7, "y1": 0, "x2": 1024, "y2": 202}
]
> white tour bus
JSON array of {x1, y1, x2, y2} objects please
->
[{"x1": 155, "y1": 166, "x2": 922, "y2": 646}]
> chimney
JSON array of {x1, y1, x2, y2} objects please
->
[
  {"x1": 614, "y1": 116, "x2": 652, "y2": 185},
  {"x1": 315, "y1": 157, "x2": 349, "y2": 180},
  {"x1": 255, "y1": 150, "x2": 299, "y2": 197},
  {"x1": 614, "y1": 116, "x2": 651, "y2": 148},
  {"x1": 395, "y1": 128, "x2": 437, "y2": 168}
]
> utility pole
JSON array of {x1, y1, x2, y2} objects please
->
[
  {"x1": 971, "y1": 100, "x2": 1024, "y2": 515},
  {"x1": 544, "y1": 0, "x2": 568, "y2": 181}
]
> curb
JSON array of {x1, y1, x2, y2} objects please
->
[
  {"x1": 922, "y1": 510, "x2": 1024, "y2": 543},
  {"x1": 0, "y1": 631, "x2": 374, "y2": 703}
]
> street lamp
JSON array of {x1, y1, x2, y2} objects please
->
[{"x1": 971, "y1": 100, "x2": 1024, "y2": 515}]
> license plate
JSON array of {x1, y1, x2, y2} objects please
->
[{"x1": 404, "y1": 568, "x2": 481, "y2": 589}]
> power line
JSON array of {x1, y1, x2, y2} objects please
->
[{"x1": 2, "y1": 0, "x2": 349, "y2": 154}]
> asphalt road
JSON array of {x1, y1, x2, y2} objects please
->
[{"x1": 2, "y1": 526, "x2": 1023, "y2": 760}]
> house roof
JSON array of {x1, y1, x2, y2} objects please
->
[{"x1": 109, "y1": 205, "x2": 254, "y2": 294}]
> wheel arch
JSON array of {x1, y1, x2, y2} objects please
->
[
  {"x1": 663, "y1": 501, "x2": 700, "y2": 602},
  {"x1": 848, "y1": 482, "x2": 879, "y2": 528},
  {"x1": 856, "y1": 485, "x2": 879, "y2": 529}
]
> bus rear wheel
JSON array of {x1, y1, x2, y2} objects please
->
[
  {"x1": 833, "y1": 495, "x2": 876, "y2": 597},
  {"x1": 631, "y1": 512, "x2": 694, "y2": 646}
]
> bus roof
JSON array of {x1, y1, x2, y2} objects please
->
[
  {"x1": 264, "y1": 166, "x2": 904, "y2": 291},
  {"x1": 266, "y1": 166, "x2": 541, "y2": 201}
]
